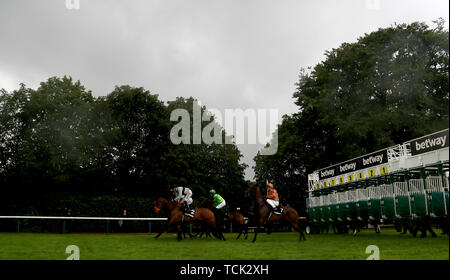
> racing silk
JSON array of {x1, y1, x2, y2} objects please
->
[
  {"x1": 212, "y1": 194, "x2": 225, "y2": 207},
  {"x1": 266, "y1": 188, "x2": 279, "y2": 201},
  {"x1": 174, "y1": 187, "x2": 192, "y2": 202}
]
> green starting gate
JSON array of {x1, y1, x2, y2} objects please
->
[
  {"x1": 380, "y1": 184, "x2": 397, "y2": 220},
  {"x1": 356, "y1": 189, "x2": 369, "y2": 221},
  {"x1": 394, "y1": 182, "x2": 411, "y2": 219},
  {"x1": 426, "y1": 176, "x2": 448, "y2": 217},
  {"x1": 368, "y1": 186, "x2": 382, "y2": 221},
  {"x1": 409, "y1": 179, "x2": 429, "y2": 218}
]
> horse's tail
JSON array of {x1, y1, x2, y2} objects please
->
[{"x1": 284, "y1": 206, "x2": 306, "y2": 241}]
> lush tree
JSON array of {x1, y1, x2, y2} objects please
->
[
  {"x1": 0, "y1": 77, "x2": 248, "y2": 219},
  {"x1": 294, "y1": 20, "x2": 449, "y2": 159},
  {"x1": 165, "y1": 97, "x2": 247, "y2": 207},
  {"x1": 104, "y1": 85, "x2": 171, "y2": 196}
]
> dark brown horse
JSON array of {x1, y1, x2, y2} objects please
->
[
  {"x1": 244, "y1": 185, "x2": 306, "y2": 242},
  {"x1": 192, "y1": 209, "x2": 249, "y2": 240},
  {"x1": 228, "y1": 210, "x2": 249, "y2": 240},
  {"x1": 153, "y1": 197, "x2": 225, "y2": 241}
]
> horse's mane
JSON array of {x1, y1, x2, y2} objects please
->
[{"x1": 157, "y1": 197, "x2": 178, "y2": 211}]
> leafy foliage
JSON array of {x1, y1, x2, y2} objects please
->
[{"x1": 0, "y1": 77, "x2": 247, "y2": 221}]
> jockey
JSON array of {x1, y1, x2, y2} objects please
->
[
  {"x1": 265, "y1": 183, "x2": 282, "y2": 213},
  {"x1": 173, "y1": 186, "x2": 193, "y2": 212},
  {"x1": 210, "y1": 189, "x2": 226, "y2": 228},
  {"x1": 210, "y1": 189, "x2": 226, "y2": 209}
]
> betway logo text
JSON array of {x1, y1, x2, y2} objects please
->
[
  {"x1": 362, "y1": 154, "x2": 384, "y2": 166},
  {"x1": 339, "y1": 163, "x2": 356, "y2": 173},
  {"x1": 415, "y1": 136, "x2": 447, "y2": 151},
  {"x1": 320, "y1": 169, "x2": 335, "y2": 178}
]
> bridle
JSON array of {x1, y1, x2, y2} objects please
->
[{"x1": 154, "y1": 200, "x2": 161, "y2": 212}]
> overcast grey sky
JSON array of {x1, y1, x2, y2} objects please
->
[{"x1": 1, "y1": 0, "x2": 448, "y2": 180}]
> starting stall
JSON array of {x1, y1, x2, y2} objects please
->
[{"x1": 306, "y1": 129, "x2": 449, "y2": 234}]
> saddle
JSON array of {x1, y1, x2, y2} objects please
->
[
  {"x1": 181, "y1": 205, "x2": 195, "y2": 218},
  {"x1": 184, "y1": 209, "x2": 195, "y2": 218},
  {"x1": 265, "y1": 205, "x2": 283, "y2": 222},
  {"x1": 273, "y1": 206, "x2": 284, "y2": 216},
  {"x1": 265, "y1": 201, "x2": 284, "y2": 216}
]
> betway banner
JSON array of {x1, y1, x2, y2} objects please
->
[
  {"x1": 410, "y1": 129, "x2": 449, "y2": 156},
  {"x1": 318, "y1": 149, "x2": 388, "y2": 180}
]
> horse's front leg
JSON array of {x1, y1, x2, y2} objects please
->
[
  {"x1": 154, "y1": 221, "x2": 168, "y2": 239},
  {"x1": 187, "y1": 222, "x2": 196, "y2": 239},
  {"x1": 267, "y1": 223, "x2": 272, "y2": 235},
  {"x1": 176, "y1": 224, "x2": 183, "y2": 241},
  {"x1": 236, "y1": 224, "x2": 243, "y2": 240},
  {"x1": 252, "y1": 224, "x2": 259, "y2": 243}
]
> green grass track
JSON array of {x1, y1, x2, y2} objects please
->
[{"x1": 0, "y1": 229, "x2": 448, "y2": 260}]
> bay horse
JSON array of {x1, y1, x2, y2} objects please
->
[
  {"x1": 228, "y1": 210, "x2": 249, "y2": 240},
  {"x1": 244, "y1": 185, "x2": 306, "y2": 242},
  {"x1": 191, "y1": 208, "x2": 249, "y2": 240},
  {"x1": 153, "y1": 197, "x2": 226, "y2": 241}
]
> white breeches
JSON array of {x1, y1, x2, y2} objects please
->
[
  {"x1": 182, "y1": 196, "x2": 193, "y2": 205},
  {"x1": 216, "y1": 200, "x2": 226, "y2": 209},
  {"x1": 266, "y1": 199, "x2": 279, "y2": 208}
]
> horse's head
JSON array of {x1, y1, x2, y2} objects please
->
[
  {"x1": 228, "y1": 211, "x2": 235, "y2": 220},
  {"x1": 154, "y1": 197, "x2": 168, "y2": 213},
  {"x1": 244, "y1": 185, "x2": 259, "y2": 198}
]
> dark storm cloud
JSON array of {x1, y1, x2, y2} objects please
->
[{"x1": 1, "y1": 0, "x2": 448, "y2": 180}]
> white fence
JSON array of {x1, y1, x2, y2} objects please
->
[
  {"x1": 0, "y1": 216, "x2": 167, "y2": 234},
  {"x1": 0, "y1": 216, "x2": 167, "y2": 221}
]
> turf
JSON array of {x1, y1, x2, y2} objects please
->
[{"x1": 0, "y1": 229, "x2": 448, "y2": 260}]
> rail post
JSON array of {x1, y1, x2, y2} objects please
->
[
  {"x1": 148, "y1": 221, "x2": 151, "y2": 233},
  {"x1": 438, "y1": 164, "x2": 445, "y2": 187}
]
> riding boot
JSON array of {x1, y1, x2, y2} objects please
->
[
  {"x1": 182, "y1": 202, "x2": 188, "y2": 213},
  {"x1": 267, "y1": 210, "x2": 273, "y2": 221}
]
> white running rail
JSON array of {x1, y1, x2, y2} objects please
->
[{"x1": 0, "y1": 216, "x2": 167, "y2": 221}]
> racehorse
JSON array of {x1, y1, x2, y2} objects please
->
[
  {"x1": 153, "y1": 197, "x2": 226, "y2": 241},
  {"x1": 191, "y1": 208, "x2": 249, "y2": 240},
  {"x1": 244, "y1": 185, "x2": 306, "y2": 242},
  {"x1": 228, "y1": 210, "x2": 249, "y2": 240}
]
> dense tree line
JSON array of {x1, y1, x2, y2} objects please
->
[
  {"x1": 254, "y1": 20, "x2": 449, "y2": 214},
  {"x1": 0, "y1": 77, "x2": 248, "y2": 222}
]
